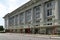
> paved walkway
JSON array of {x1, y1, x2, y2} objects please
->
[{"x1": 0, "y1": 33, "x2": 60, "y2": 40}]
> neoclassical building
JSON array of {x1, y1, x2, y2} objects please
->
[{"x1": 3, "y1": 0, "x2": 60, "y2": 34}]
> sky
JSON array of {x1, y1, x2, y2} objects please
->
[{"x1": 0, "y1": 0, "x2": 30, "y2": 26}]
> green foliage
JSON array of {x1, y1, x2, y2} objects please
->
[{"x1": 0, "y1": 26, "x2": 4, "y2": 31}]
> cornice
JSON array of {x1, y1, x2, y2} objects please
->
[{"x1": 3, "y1": 0, "x2": 49, "y2": 18}]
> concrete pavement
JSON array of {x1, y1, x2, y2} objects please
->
[{"x1": 0, "y1": 33, "x2": 60, "y2": 40}]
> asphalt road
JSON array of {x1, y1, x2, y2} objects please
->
[{"x1": 0, "y1": 33, "x2": 60, "y2": 40}]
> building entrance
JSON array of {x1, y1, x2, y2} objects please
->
[
  {"x1": 25, "y1": 28, "x2": 30, "y2": 33},
  {"x1": 34, "y1": 28, "x2": 39, "y2": 34},
  {"x1": 20, "y1": 29, "x2": 23, "y2": 33},
  {"x1": 46, "y1": 28, "x2": 53, "y2": 34}
]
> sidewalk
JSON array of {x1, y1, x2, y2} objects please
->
[
  {"x1": 23, "y1": 34, "x2": 60, "y2": 38},
  {"x1": 7, "y1": 33, "x2": 60, "y2": 39}
]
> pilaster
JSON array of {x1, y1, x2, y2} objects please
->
[
  {"x1": 31, "y1": 8, "x2": 34, "y2": 28},
  {"x1": 40, "y1": 3, "x2": 45, "y2": 26},
  {"x1": 18, "y1": 15, "x2": 20, "y2": 28},
  {"x1": 24, "y1": 12, "x2": 26, "y2": 28},
  {"x1": 54, "y1": 0, "x2": 59, "y2": 25}
]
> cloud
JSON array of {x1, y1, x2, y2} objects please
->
[
  {"x1": 8, "y1": 0, "x2": 17, "y2": 2},
  {"x1": 0, "y1": 0, "x2": 30, "y2": 26},
  {"x1": 7, "y1": 0, "x2": 30, "y2": 12},
  {"x1": 0, "y1": 3, "x2": 7, "y2": 17},
  {"x1": 0, "y1": 3, "x2": 8, "y2": 26},
  {"x1": 0, "y1": 18, "x2": 4, "y2": 26}
]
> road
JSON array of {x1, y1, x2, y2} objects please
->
[{"x1": 0, "y1": 33, "x2": 60, "y2": 40}]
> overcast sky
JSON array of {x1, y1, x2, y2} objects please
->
[{"x1": 0, "y1": 0, "x2": 29, "y2": 26}]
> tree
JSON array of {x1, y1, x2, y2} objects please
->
[{"x1": 0, "y1": 26, "x2": 4, "y2": 31}]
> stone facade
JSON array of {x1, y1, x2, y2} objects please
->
[{"x1": 3, "y1": 0, "x2": 60, "y2": 34}]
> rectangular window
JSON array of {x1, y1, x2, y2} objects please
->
[
  {"x1": 20, "y1": 13, "x2": 24, "y2": 24},
  {"x1": 47, "y1": 9, "x2": 52, "y2": 16},
  {"x1": 27, "y1": 21, "x2": 31, "y2": 24},
  {"x1": 47, "y1": 18, "x2": 52, "y2": 22},
  {"x1": 47, "y1": 23, "x2": 52, "y2": 25},
  {"x1": 9, "y1": 17, "x2": 14, "y2": 26},
  {"x1": 33, "y1": 5, "x2": 40, "y2": 24},
  {"x1": 34, "y1": 6, "x2": 40, "y2": 11},
  {"x1": 36, "y1": 20, "x2": 40, "y2": 23},
  {"x1": 47, "y1": 18, "x2": 52, "y2": 25},
  {"x1": 15, "y1": 15, "x2": 18, "y2": 26},
  {"x1": 47, "y1": 2, "x2": 52, "y2": 8},
  {"x1": 33, "y1": 5, "x2": 40, "y2": 19},
  {"x1": 45, "y1": 1, "x2": 54, "y2": 17},
  {"x1": 25, "y1": 9, "x2": 31, "y2": 22}
]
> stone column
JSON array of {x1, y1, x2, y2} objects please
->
[
  {"x1": 14, "y1": 16, "x2": 15, "y2": 29},
  {"x1": 7, "y1": 18, "x2": 9, "y2": 29},
  {"x1": 23, "y1": 12, "x2": 25, "y2": 33},
  {"x1": 31, "y1": 8, "x2": 34, "y2": 27},
  {"x1": 18, "y1": 15, "x2": 20, "y2": 32},
  {"x1": 54, "y1": 0, "x2": 59, "y2": 25},
  {"x1": 31, "y1": 8, "x2": 35, "y2": 34},
  {"x1": 5, "y1": 17, "x2": 9, "y2": 32},
  {"x1": 40, "y1": 3, "x2": 45, "y2": 26}
]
